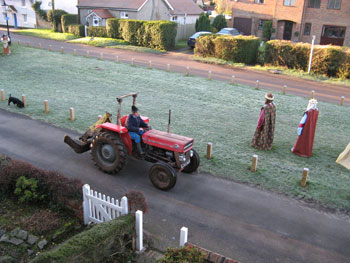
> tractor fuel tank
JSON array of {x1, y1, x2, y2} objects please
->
[{"x1": 142, "y1": 130, "x2": 193, "y2": 153}]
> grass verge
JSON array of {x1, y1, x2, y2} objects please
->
[
  {"x1": 68, "y1": 37, "x2": 129, "y2": 47},
  {"x1": 15, "y1": 29, "x2": 78, "y2": 41},
  {"x1": 1, "y1": 45, "x2": 350, "y2": 212},
  {"x1": 107, "y1": 45, "x2": 166, "y2": 54}
]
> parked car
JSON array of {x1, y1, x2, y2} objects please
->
[
  {"x1": 187, "y1": 31, "x2": 212, "y2": 48},
  {"x1": 217, "y1": 28, "x2": 242, "y2": 36}
]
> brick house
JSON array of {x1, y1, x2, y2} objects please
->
[{"x1": 230, "y1": 0, "x2": 350, "y2": 46}]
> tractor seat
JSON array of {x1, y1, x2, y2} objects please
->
[{"x1": 120, "y1": 115, "x2": 150, "y2": 128}]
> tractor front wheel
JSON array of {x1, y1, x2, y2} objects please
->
[
  {"x1": 182, "y1": 149, "x2": 200, "y2": 173},
  {"x1": 91, "y1": 132, "x2": 127, "y2": 174},
  {"x1": 149, "y1": 163, "x2": 177, "y2": 191}
]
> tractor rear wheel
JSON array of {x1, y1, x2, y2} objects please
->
[
  {"x1": 149, "y1": 163, "x2": 177, "y2": 191},
  {"x1": 182, "y1": 149, "x2": 200, "y2": 173},
  {"x1": 91, "y1": 132, "x2": 127, "y2": 174}
]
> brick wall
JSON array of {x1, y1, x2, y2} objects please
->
[{"x1": 185, "y1": 243, "x2": 240, "y2": 263}]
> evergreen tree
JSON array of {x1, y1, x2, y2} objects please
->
[
  {"x1": 212, "y1": 15, "x2": 227, "y2": 32},
  {"x1": 195, "y1": 13, "x2": 211, "y2": 32}
]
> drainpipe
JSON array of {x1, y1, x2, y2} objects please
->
[{"x1": 151, "y1": 0, "x2": 155, "y2": 20}]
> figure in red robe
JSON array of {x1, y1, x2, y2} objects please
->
[
  {"x1": 1, "y1": 35, "x2": 11, "y2": 55},
  {"x1": 292, "y1": 99, "x2": 319, "y2": 157}
]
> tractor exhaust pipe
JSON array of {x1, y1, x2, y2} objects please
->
[{"x1": 168, "y1": 109, "x2": 171, "y2": 133}]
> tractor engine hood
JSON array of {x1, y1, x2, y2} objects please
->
[{"x1": 142, "y1": 129, "x2": 194, "y2": 153}]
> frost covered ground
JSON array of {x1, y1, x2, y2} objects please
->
[{"x1": 1, "y1": 45, "x2": 349, "y2": 211}]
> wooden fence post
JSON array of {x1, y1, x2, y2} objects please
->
[
  {"x1": 60, "y1": 47, "x2": 64, "y2": 53},
  {"x1": 149, "y1": 61, "x2": 152, "y2": 69},
  {"x1": 86, "y1": 50, "x2": 90, "y2": 58},
  {"x1": 22, "y1": 95, "x2": 27, "y2": 107},
  {"x1": 282, "y1": 85, "x2": 287, "y2": 95},
  {"x1": 49, "y1": 45, "x2": 52, "y2": 51},
  {"x1": 131, "y1": 58, "x2": 135, "y2": 66},
  {"x1": 100, "y1": 53, "x2": 103, "y2": 60},
  {"x1": 115, "y1": 56, "x2": 119, "y2": 63},
  {"x1": 207, "y1": 142, "x2": 212, "y2": 160},
  {"x1": 300, "y1": 168, "x2": 309, "y2": 187},
  {"x1": 136, "y1": 210, "x2": 144, "y2": 252},
  {"x1": 44, "y1": 100, "x2": 49, "y2": 113},
  {"x1": 340, "y1": 96, "x2": 345, "y2": 106},
  {"x1": 17, "y1": 40, "x2": 21, "y2": 45},
  {"x1": 255, "y1": 80, "x2": 260, "y2": 90},
  {"x1": 167, "y1": 64, "x2": 170, "y2": 72},
  {"x1": 1, "y1": 89, "x2": 5, "y2": 101},
  {"x1": 231, "y1": 75, "x2": 235, "y2": 85},
  {"x1": 39, "y1": 43, "x2": 42, "y2": 49},
  {"x1": 26, "y1": 42, "x2": 30, "y2": 47},
  {"x1": 70, "y1": 107, "x2": 75, "y2": 121},
  {"x1": 83, "y1": 184, "x2": 90, "y2": 225},
  {"x1": 98, "y1": 115, "x2": 102, "y2": 120},
  {"x1": 208, "y1": 71, "x2": 212, "y2": 80},
  {"x1": 121, "y1": 196, "x2": 128, "y2": 215},
  {"x1": 310, "y1": 90, "x2": 315, "y2": 99},
  {"x1": 73, "y1": 49, "x2": 77, "y2": 56},
  {"x1": 180, "y1": 227, "x2": 188, "y2": 247},
  {"x1": 185, "y1": 66, "x2": 189, "y2": 76},
  {"x1": 251, "y1": 154, "x2": 258, "y2": 172}
]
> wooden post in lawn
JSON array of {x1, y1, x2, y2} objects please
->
[
  {"x1": 86, "y1": 50, "x2": 90, "y2": 58},
  {"x1": 1, "y1": 89, "x2": 5, "y2": 101},
  {"x1": 310, "y1": 90, "x2": 315, "y2": 99},
  {"x1": 149, "y1": 61, "x2": 152, "y2": 69},
  {"x1": 340, "y1": 96, "x2": 345, "y2": 106},
  {"x1": 206, "y1": 142, "x2": 213, "y2": 160},
  {"x1": 98, "y1": 115, "x2": 102, "y2": 120},
  {"x1": 73, "y1": 49, "x2": 77, "y2": 56},
  {"x1": 208, "y1": 71, "x2": 212, "y2": 80},
  {"x1": 167, "y1": 64, "x2": 170, "y2": 72},
  {"x1": 44, "y1": 100, "x2": 49, "y2": 113},
  {"x1": 26, "y1": 42, "x2": 30, "y2": 47},
  {"x1": 255, "y1": 80, "x2": 260, "y2": 90},
  {"x1": 282, "y1": 85, "x2": 287, "y2": 95},
  {"x1": 39, "y1": 43, "x2": 42, "y2": 49},
  {"x1": 231, "y1": 75, "x2": 235, "y2": 85},
  {"x1": 49, "y1": 45, "x2": 52, "y2": 51},
  {"x1": 251, "y1": 154, "x2": 258, "y2": 172},
  {"x1": 100, "y1": 53, "x2": 103, "y2": 60},
  {"x1": 115, "y1": 56, "x2": 119, "y2": 63},
  {"x1": 185, "y1": 66, "x2": 189, "y2": 76},
  {"x1": 300, "y1": 168, "x2": 309, "y2": 187},
  {"x1": 60, "y1": 47, "x2": 64, "y2": 53},
  {"x1": 22, "y1": 95, "x2": 27, "y2": 107},
  {"x1": 131, "y1": 58, "x2": 135, "y2": 66},
  {"x1": 70, "y1": 108, "x2": 75, "y2": 121},
  {"x1": 17, "y1": 40, "x2": 21, "y2": 45}
]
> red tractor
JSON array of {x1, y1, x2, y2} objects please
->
[{"x1": 64, "y1": 93, "x2": 200, "y2": 190}]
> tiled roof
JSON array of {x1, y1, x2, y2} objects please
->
[
  {"x1": 92, "y1": 9, "x2": 114, "y2": 19},
  {"x1": 78, "y1": 0, "x2": 147, "y2": 10},
  {"x1": 168, "y1": 0, "x2": 203, "y2": 15}
]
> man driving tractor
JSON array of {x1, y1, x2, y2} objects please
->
[{"x1": 127, "y1": 105, "x2": 149, "y2": 156}]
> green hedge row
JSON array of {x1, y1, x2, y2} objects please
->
[
  {"x1": 32, "y1": 215, "x2": 135, "y2": 263},
  {"x1": 105, "y1": 19, "x2": 177, "y2": 50},
  {"x1": 195, "y1": 34, "x2": 260, "y2": 64},
  {"x1": 263, "y1": 40, "x2": 350, "y2": 79},
  {"x1": 87, "y1": 26, "x2": 108, "y2": 38},
  {"x1": 61, "y1": 14, "x2": 78, "y2": 33},
  {"x1": 68, "y1": 24, "x2": 85, "y2": 37}
]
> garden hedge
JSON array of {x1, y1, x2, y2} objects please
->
[
  {"x1": 68, "y1": 24, "x2": 85, "y2": 37},
  {"x1": 32, "y1": 215, "x2": 135, "y2": 263},
  {"x1": 263, "y1": 40, "x2": 350, "y2": 78},
  {"x1": 61, "y1": 14, "x2": 78, "y2": 33},
  {"x1": 87, "y1": 26, "x2": 108, "y2": 38},
  {"x1": 195, "y1": 35, "x2": 260, "y2": 64},
  {"x1": 106, "y1": 18, "x2": 177, "y2": 50}
]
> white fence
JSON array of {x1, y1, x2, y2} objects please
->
[{"x1": 82, "y1": 184, "x2": 128, "y2": 225}]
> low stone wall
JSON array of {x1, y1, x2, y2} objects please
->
[{"x1": 185, "y1": 243, "x2": 240, "y2": 263}]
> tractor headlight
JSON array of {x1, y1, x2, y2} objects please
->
[
  {"x1": 179, "y1": 154, "x2": 187, "y2": 163},
  {"x1": 190, "y1": 150, "x2": 194, "y2": 157}
]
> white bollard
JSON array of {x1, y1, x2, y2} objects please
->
[
  {"x1": 82, "y1": 184, "x2": 90, "y2": 225},
  {"x1": 136, "y1": 210, "x2": 144, "y2": 252},
  {"x1": 179, "y1": 227, "x2": 188, "y2": 247},
  {"x1": 70, "y1": 107, "x2": 75, "y2": 121},
  {"x1": 231, "y1": 75, "x2": 235, "y2": 85},
  {"x1": 251, "y1": 154, "x2": 258, "y2": 172},
  {"x1": 121, "y1": 196, "x2": 128, "y2": 215},
  {"x1": 340, "y1": 96, "x2": 345, "y2": 106},
  {"x1": 167, "y1": 64, "x2": 170, "y2": 72},
  {"x1": 185, "y1": 66, "x2": 189, "y2": 76},
  {"x1": 97, "y1": 115, "x2": 102, "y2": 120},
  {"x1": 255, "y1": 80, "x2": 260, "y2": 90},
  {"x1": 149, "y1": 61, "x2": 152, "y2": 69},
  {"x1": 282, "y1": 85, "x2": 287, "y2": 95}
]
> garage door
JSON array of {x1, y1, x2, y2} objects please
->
[{"x1": 233, "y1": 17, "x2": 252, "y2": 35}]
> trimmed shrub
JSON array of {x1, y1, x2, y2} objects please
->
[
  {"x1": 195, "y1": 13, "x2": 211, "y2": 32},
  {"x1": 87, "y1": 26, "x2": 108, "y2": 37},
  {"x1": 119, "y1": 19, "x2": 145, "y2": 45},
  {"x1": 212, "y1": 14, "x2": 227, "y2": 32},
  {"x1": 47, "y1": 9, "x2": 68, "y2": 32},
  {"x1": 262, "y1": 20, "x2": 275, "y2": 41},
  {"x1": 337, "y1": 50, "x2": 350, "y2": 79},
  {"x1": 194, "y1": 34, "x2": 218, "y2": 57},
  {"x1": 311, "y1": 46, "x2": 345, "y2": 77},
  {"x1": 61, "y1": 14, "x2": 78, "y2": 33},
  {"x1": 157, "y1": 246, "x2": 206, "y2": 263},
  {"x1": 32, "y1": 1, "x2": 47, "y2": 21},
  {"x1": 106, "y1": 18, "x2": 120, "y2": 38},
  {"x1": 14, "y1": 176, "x2": 45, "y2": 203},
  {"x1": 68, "y1": 24, "x2": 85, "y2": 37},
  {"x1": 32, "y1": 215, "x2": 135, "y2": 263},
  {"x1": 141, "y1": 20, "x2": 177, "y2": 50}
]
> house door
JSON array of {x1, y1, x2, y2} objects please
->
[
  {"x1": 233, "y1": 17, "x2": 252, "y2": 35},
  {"x1": 320, "y1": 25, "x2": 345, "y2": 46},
  {"x1": 13, "y1": 13, "x2": 17, "y2": 28},
  {"x1": 283, "y1": 21, "x2": 293, "y2": 40}
]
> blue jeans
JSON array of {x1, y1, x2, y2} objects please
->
[{"x1": 129, "y1": 130, "x2": 145, "y2": 143}]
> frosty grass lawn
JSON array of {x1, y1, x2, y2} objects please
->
[{"x1": 1, "y1": 45, "x2": 350, "y2": 211}]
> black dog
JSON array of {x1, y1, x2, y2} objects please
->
[{"x1": 8, "y1": 94, "x2": 24, "y2": 108}]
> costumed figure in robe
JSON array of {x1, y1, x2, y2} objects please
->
[
  {"x1": 1, "y1": 35, "x2": 10, "y2": 55},
  {"x1": 291, "y1": 99, "x2": 319, "y2": 157},
  {"x1": 251, "y1": 93, "x2": 276, "y2": 150}
]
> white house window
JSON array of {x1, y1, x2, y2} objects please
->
[
  {"x1": 121, "y1": 12, "x2": 129, "y2": 19},
  {"x1": 93, "y1": 16, "x2": 100, "y2": 26},
  {"x1": 283, "y1": 0, "x2": 295, "y2": 5},
  {"x1": 23, "y1": 14, "x2": 27, "y2": 22},
  {"x1": 171, "y1": 16, "x2": 177, "y2": 22},
  {"x1": 21, "y1": 0, "x2": 26, "y2": 7}
]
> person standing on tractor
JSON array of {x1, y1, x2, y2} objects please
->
[{"x1": 127, "y1": 105, "x2": 149, "y2": 156}]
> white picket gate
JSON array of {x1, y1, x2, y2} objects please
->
[{"x1": 82, "y1": 184, "x2": 128, "y2": 225}]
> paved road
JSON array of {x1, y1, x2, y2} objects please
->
[
  {"x1": 1, "y1": 109, "x2": 350, "y2": 263},
  {"x1": 2, "y1": 29, "x2": 349, "y2": 106}
]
